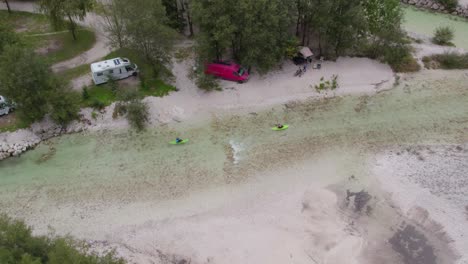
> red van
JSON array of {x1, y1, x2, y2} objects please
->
[{"x1": 205, "y1": 61, "x2": 250, "y2": 83}]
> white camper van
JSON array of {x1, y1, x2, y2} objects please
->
[
  {"x1": 90, "y1": 57, "x2": 138, "y2": 85},
  {"x1": 0, "y1": 96, "x2": 14, "y2": 116}
]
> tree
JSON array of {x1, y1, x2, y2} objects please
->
[
  {"x1": 39, "y1": 0, "x2": 93, "y2": 40},
  {"x1": 162, "y1": 0, "x2": 185, "y2": 32},
  {"x1": 325, "y1": 0, "x2": 365, "y2": 57},
  {"x1": 181, "y1": 0, "x2": 194, "y2": 37},
  {"x1": 97, "y1": 0, "x2": 126, "y2": 49},
  {"x1": 118, "y1": 0, "x2": 177, "y2": 75},
  {"x1": 0, "y1": 46, "x2": 53, "y2": 122},
  {"x1": 0, "y1": 46, "x2": 79, "y2": 124},
  {"x1": 193, "y1": 0, "x2": 295, "y2": 72}
]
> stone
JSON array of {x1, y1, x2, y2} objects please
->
[{"x1": 432, "y1": 3, "x2": 439, "y2": 10}]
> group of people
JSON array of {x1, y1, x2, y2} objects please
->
[{"x1": 294, "y1": 56, "x2": 324, "y2": 77}]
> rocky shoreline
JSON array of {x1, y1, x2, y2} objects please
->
[
  {"x1": 401, "y1": 0, "x2": 468, "y2": 18},
  {"x1": 0, "y1": 116, "x2": 89, "y2": 161}
]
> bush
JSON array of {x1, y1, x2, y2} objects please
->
[
  {"x1": 383, "y1": 44, "x2": 420, "y2": 72},
  {"x1": 82, "y1": 87, "x2": 90, "y2": 100},
  {"x1": 435, "y1": 0, "x2": 458, "y2": 10},
  {"x1": 126, "y1": 100, "x2": 148, "y2": 131},
  {"x1": 49, "y1": 89, "x2": 81, "y2": 125},
  {"x1": 423, "y1": 52, "x2": 468, "y2": 69},
  {"x1": 196, "y1": 74, "x2": 221, "y2": 91},
  {"x1": 432, "y1": 26, "x2": 455, "y2": 46},
  {"x1": 0, "y1": 214, "x2": 125, "y2": 264},
  {"x1": 112, "y1": 102, "x2": 127, "y2": 119}
]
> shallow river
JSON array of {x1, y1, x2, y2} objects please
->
[
  {"x1": 403, "y1": 5, "x2": 468, "y2": 49},
  {"x1": 1, "y1": 6, "x2": 468, "y2": 264}
]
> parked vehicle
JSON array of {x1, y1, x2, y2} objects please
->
[
  {"x1": 205, "y1": 61, "x2": 250, "y2": 83},
  {"x1": 292, "y1": 46, "x2": 314, "y2": 65},
  {"x1": 90, "y1": 57, "x2": 139, "y2": 85},
  {"x1": 0, "y1": 96, "x2": 14, "y2": 116}
]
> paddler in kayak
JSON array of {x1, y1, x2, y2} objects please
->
[
  {"x1": 276, "y1": 124, "x2": 284, "y2": 129},
  {"x1": 176, "y1": 137, "x2": 182, "y2": 143}
]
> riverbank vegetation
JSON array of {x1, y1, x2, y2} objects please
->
[
  {"x1": 422, "y1": 52, "x2": 468, "y2": 69},
  {"x1": 0, "y1": 214, "x2": 125, "y2": 264},
  {"x1": 190, "y1": 0, "x2": 417, "y2": 73}
]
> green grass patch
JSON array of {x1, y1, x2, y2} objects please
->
[
  {"x1": 81, "y1": 85, "x2": 116, "y2": 108},
  {"x1": 140, "y1": 79, "x2": 177, "y2": 97},
  {"x1": 0, "y1": 10, "x2": 52, "y2": 34},
  {"x1": 0, "y1": 114, "x2": 31, "y2": 133},
  {"x1": 34, "y1": 29, "x2": 96, "y2": 65},
  {"x1": 1, "y1": 11, "x2": 96, "y2": 65}
]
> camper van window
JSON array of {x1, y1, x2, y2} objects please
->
[
  {"x1": 122, "y1": 58, "x2": 129, "y2": 62},
  {"x1": 125, "y1": 66, "x2": 133, "y2": 72},
  {"x1": 97, "y1": 72, "x2": 103, "y2": 76}
]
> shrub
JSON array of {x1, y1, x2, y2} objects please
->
[
  {"x1": 383, "y1": 44, "x2": 420, "y2": 72},
  {"x1": 126, "y1": 100, "x2": 149, "y2": 131},
  {"x1": 112, "y1": 102, "x2": 127, "y2": 119},
  {"x1": 82, "y1": 87, "x2": 90, "y2": 100},
  {"x1": 49, "y1": 90, "x2": 81, "y2": 125},
  {"x1": 435, "y1": 0, "x2": 458, "y2": 10},
  {"x1": 196, "y1": 74, "x2": 221, "y2": 91},
  {"x1": 423, "y1": 52, "x2": 468, "y2": 69},
  {"x1": 432, "y1": 26, "x2": 454, "y2": 46}
]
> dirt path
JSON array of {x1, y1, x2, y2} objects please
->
[{"x1": 0, "y1": 1, "x2": 111, "y2": 72}]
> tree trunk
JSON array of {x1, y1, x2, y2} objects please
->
[
  {"x1": 301, "y1": 20, "x2": 307, "y2": 46},
  {"x1": 67, "y1": 14, "x2": 77, "y2": 40},
  {"x1": 318, "y1": 31, "x2": 322, "y2": 57},
  {"x1": 184, "y1": 0, "x2": 194, "y2": 37},
  {"x1": 4, "y1": 0, "x2": 11, "y2": 13}
]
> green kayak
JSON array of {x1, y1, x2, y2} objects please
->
[
  {"x1": 169, "y1": 139, "x2": 189, "y2": 145},
  {"x1": 271, "y1": 125, "x2": 289, "y2": 131}
]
